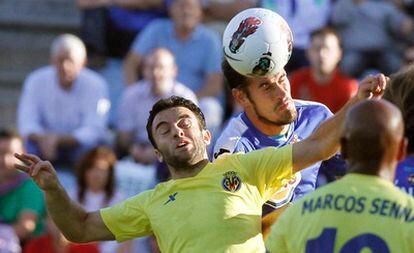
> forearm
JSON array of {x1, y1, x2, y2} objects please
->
[{"x1": 45, "y1": 185, "x2": 90, "y2": 243}]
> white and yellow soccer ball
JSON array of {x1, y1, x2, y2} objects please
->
[{"x1": 223, "y1": 8, "x2": 293, "y2": 77}]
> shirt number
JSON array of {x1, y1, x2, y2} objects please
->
[{"x1": 305, "y1": 228, "x2": 390, "y2": 253}]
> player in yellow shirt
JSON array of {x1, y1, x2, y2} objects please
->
[
  {"x1": 266, "y1": 99, "x2": 414, "y2": 253},
  {"x1": 14, "y1": 73, "x2": 385, "y2": 253}
]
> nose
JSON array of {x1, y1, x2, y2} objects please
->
[{"x1": 172, "y1": 125, "x2": 185, "y2": 138}]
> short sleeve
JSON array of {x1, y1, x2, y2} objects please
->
[
  {"x1": 131, "y1": 20, "x2": 163, "y2": 55},
  {"x1": 100, "y1": 193, "x2": 152, "y2": 242},
  {"x1": 235, "y1": 145, "x2": 293, "y2": 201}
]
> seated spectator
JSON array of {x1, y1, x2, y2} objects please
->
[
  {"x1": 290, "y1": 27, "x2": 358, "y2": 113},
  {"x1": 23, "y1": 215, "x2": 99, "y2": 253},
  {"x1": 0, "y1": 129, "x2": 46, "y2": 243},
  {"x1": 68, "y1": 146, "x2": 132, "y2": 253},
  {"x1": 260, "y1": 0, "x2": 332, "y2": 72},
  {"x1": 123, "y1": 0, "x2": 223, "y2": 137},
  {"x1": 332, "y1": 0, "x2": 414, "y2": 77},
  {"x1": 117, "y1": 48, "x2": 197, "y2": 162},
  {"x1": 17, "y1": 34, "x2": 110, "y2": 167}
]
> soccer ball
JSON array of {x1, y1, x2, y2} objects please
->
[{"x1": 223, "y1": 8, "x2": 293, "y2": 77}]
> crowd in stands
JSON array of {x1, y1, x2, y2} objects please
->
[{"x1": 2, "y1": 0, "x2": 414, "y2": 252}]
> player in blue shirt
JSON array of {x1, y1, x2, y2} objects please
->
[
  {"x1": 214, "y1": 60, "x2": 347, "y2": 235},
  {"x1": 383, "y1": 67, "x2": 414, "y2": 196}
]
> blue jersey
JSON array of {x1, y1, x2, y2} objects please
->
[
  {"x1": 394, "y1": 155, "x2": 414, "y2": 196},
  {"x1": 213, "y1": 100, "x2": 346, "y2": 210}
]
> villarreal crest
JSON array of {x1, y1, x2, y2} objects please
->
[{"x1": 222, "y1": 171, "x2": 242, "y2": 192}]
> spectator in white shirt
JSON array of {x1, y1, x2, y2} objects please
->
[{"x1": 17, "y1": 34, "x2": 110, "y2": 167}]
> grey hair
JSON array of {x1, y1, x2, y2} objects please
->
[{"x1": 50, "y1": 34, "x2": 86, "y2": 62}]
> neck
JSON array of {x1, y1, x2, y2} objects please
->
[
  {"x1": 151, "y1": 80, "x2": 174, "y2": 97},
  {"x1": 348, "y1": 163, "x2": 394, "y2": 182},
  {"x1": 169, "y1": 159, "x2": 209, "y2": 179},
  {"x1": 175, "y1": 26, "x2": 194, "y2": 41},
  {"x1": 244, "y1": 110, "x2": 290, "y2": 136}
]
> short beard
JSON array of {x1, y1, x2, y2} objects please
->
[
  {"x1": 164, "y1": 135, "x2": 207, "y2": 171},
  {"x1": 247, "y1": 91, "x2": 297, "y2": 126}
]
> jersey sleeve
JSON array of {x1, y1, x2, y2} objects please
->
[
  {"x1": 234, "y1": 145, "x2": 293, "y2": 201},
  {"x1": 100, "y1": 192, "x2": 152, "y2": 242}
]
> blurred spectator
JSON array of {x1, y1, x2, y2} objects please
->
[
  {"x1": 69, "y1": 147, "x2": 133, "y2": 253},
  {"x1": 17, "y1": 34, "x2": 110, "y2": 168},
  {"x1": 0, "y1": 129, "x2": 46, "y2": 243},
  {"x1": 23, "y1": 215, "x2": 99, "y2": 253},
  {"x1": 76, "y1": 0, "x2": 168, "y2": 126},
  {"x1": 116, "y1": 48, "x2": 197, "y2": 162},
  {"x1": 261, "y1": 0, "x2": 332, "y2": 72},
  {"x1": 123, "y1": 0, "x2": 224, "y2": 137},
  {"x1": 332, "y1": 0, "x2": 414, "y2": 78},
  {"x1": 290, "y1": 27, "x2": 358, "y2": 113}
]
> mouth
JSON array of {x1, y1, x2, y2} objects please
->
[{"x1": 176, "y1": 139, "x2": 191, "y2": 149}]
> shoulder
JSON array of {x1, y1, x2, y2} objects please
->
[
  {"x1": 124, "y1": 81, "x2": 150, "y2": 97},
  {"x1": 172, "y1": 82, "x2": 198, "y2": 103},
  {"x1": 143, "y1": 18, "x2": 170, "y2": 32},
  {"x1": 294, "y1": 99, "x2": 333, "y2": 119},
  {"x1": 78, "y1": 68, "x2": 106, "y2": 87},
  {"x1": 24, "y1": 66, "x2": 54, "y2": 86},
  {"x1": 213, "y1": 114, "x2": 251, "y2": 157},
  {"x1": 195, "y1": 24, "x2": 220, "y2": 42},
  {"x1": 289, "y1": 67, "x2": 311, "y2": 79}
]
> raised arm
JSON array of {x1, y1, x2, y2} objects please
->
[
  {"x1": 292, "y1": 74, "x2": 387, "y2": 173},
  {"x1": 14, "y1": 154, "x2": 114, "y2": 243}
]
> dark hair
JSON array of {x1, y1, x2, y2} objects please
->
[
  {"x1": 222, "y1": 59, "x2": 250, "y2": 91},
  {"x1": 0, "y1": 128, "x2": 20, "y2": 140},
  {"x1": 310, "y1": 26, "x2": 342, "y2": 48},
  {"x1": 75, "y1": 146, "x2": 116, "y2": 204},
  {"x1": 146, "y1": 96, "x2": 206, "y2": 149},
  {"x1": 383, "y1": 66, "x2": 414, "y2": 153}
]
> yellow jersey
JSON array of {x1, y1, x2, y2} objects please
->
[
  {"x1": 101, "y1": 145, "x2": 292, "y2": 253},
  {"x1": 266, "y1": 173, "x2": 414, "y2": 253}
]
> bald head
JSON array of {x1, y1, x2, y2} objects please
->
[{"x1": 341, "y1": 100, "x2": 406, "y2": 176}]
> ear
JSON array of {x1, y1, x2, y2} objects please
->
[
  {"x1": 202, "y1": 129, "x2": 212, "y2": 145},
  {"x1": 397, "y1": 137, "x2": 408, "y2": 162},
  {"x1": 154, "y1": 149, "x2": 164, "y2": 163},
  {"x1": 232, "y1": 88, "x2": 249, "y2": 107}
]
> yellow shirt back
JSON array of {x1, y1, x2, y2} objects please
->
[
  {"x1": 266, "y1": 174, "x2": 414, "y2": 253},
  {"x1": 101, "y1": 145, "x2": 292, "y2": 253}
]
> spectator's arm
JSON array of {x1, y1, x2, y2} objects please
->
[
  {"x1": 123, "y1": 52, "x2": 142, "y2": 85},
  {"x1": 13, "y1": 211, "x2": 37, "y2": 240},
  {"x1": 18, "y1": 74, "x2": 45, "y2": 138},
  {"x1": 76, "y1": 0, "x2": 111, "y2": 9},
  {"x1": 196, "y1": 73, "x2": 223, "y2": 98}
]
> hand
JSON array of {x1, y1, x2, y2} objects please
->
[
  {"x1": 14, "y1": 153, "x2": 61, "y2": 191},
  {"x1": 357, "y1": 73, "x2": 388, "y2": 100}
]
